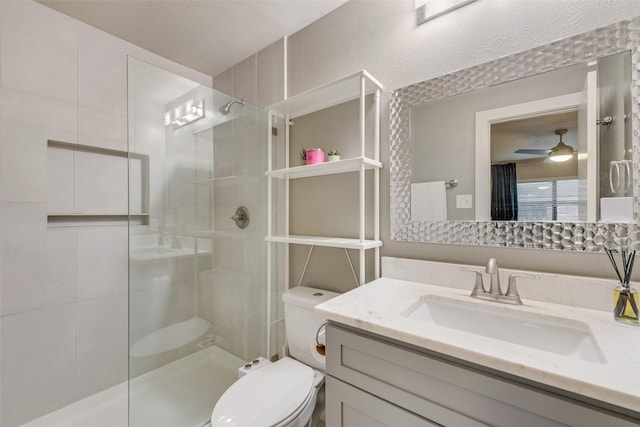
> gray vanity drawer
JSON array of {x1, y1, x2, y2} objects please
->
[
  {"x1": 326, "y1": 322, "x2": 638, "y2": 427},
  {"x1": 326, "y1": 376, "x2": 440, "y2": 427}
]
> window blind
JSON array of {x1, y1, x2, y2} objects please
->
[{"x1": 517, "y1": 179, "x2": 580, "y2": 222}]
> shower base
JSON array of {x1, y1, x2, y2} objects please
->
[{"x1": 22, "y1": 346, "x2": 244, "y2": 427}]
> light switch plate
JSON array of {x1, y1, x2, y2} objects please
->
[{"x1": 456, "y1": 194, "x2": 473, "y2": 209}]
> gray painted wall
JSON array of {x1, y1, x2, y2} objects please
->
[{"x1": 215, "y1": 0, "x2": 640, "y2": 294}]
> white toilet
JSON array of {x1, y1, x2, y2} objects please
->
[{"x1": 210, "y1": 286, "x2": 339, "y2": 427}]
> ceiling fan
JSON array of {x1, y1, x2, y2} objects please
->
[{"x1": 514, "y1": 128, "x2": 575, "y2": 162}]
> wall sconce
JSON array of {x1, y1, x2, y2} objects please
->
[
  {"x1": 165, "y1": 99, "x2": 205, "y2": 129},
  {"x1": 416, "y1": 0, "x2": 477, "y2": 25}
]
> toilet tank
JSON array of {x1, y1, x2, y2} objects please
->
[{"x1": 282, "y1": 286, "x2": 339, "y2": 370}]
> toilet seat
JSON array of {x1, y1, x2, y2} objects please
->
[
  {"x1": 276, "y1": 386, "x2": 315, "y2": 427},
  {"x1": 211, "y1": 357, "x2": 314, "y2": 427}
]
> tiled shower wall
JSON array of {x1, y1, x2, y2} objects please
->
[
  {"x1": 213, "y1": 39, "x2": 287, "y2": 360},
  {"x1": 0, "y1": 2, "x2": 209, "y2": 426}
]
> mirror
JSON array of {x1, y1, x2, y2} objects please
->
[
  {"x1": 410, "y1": 51, "x2": 631, "y2": 223},
  {"x1": 391, "y1": 19, "x2": 638, "y2": 250}
]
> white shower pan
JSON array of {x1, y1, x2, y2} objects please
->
[
  {"x1": 130, "y1": 316, "x2": 212, "y2": 358},
  {"x1": 22, "y1": 346, "x2": 244, "y2": 427}
]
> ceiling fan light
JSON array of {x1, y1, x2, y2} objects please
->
[
  {"x1": 548, "y1": 139, "x2": 574, "y2": 162},
  {"x1": 549, "y1": 153, "x2": 573, "y2": 162}
]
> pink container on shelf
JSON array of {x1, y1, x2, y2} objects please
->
[{"x1": 306, "y1": 149, "x2": 325, "y2": 165}]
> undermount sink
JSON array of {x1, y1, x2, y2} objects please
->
[{"x1": 402, "y1": 295, "x2": 606, "y2": 364}]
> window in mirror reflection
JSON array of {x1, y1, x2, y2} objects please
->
[
  {"x1": 490, "y1": 116, "x2": 580, "y2": 221},
  {"x1": 517, "y1": 179, "x2": 580, "y2": 222}
]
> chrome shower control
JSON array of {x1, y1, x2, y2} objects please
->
[{"x1": 231, "y1": 206, "x2": 250, "y2": 229}]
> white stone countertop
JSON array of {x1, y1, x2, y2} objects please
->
[{"x1": 314, "y1": 277, "x2": 640, "y2": 413}]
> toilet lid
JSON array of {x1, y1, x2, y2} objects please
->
[{"x1": 211, "y1": 357, "x2": 314, "y2": 427}]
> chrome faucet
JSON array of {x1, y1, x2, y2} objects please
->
[
  {"x1": 485, "y1": 258, "x2": 501, "y2": 295},
  {"x1": 463, "y1": 258, "x2": 535, "y2": 305}
]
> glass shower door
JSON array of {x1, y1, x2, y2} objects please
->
[{"x1": 127, "y1": 57, "x2": 268, "y2": 427}]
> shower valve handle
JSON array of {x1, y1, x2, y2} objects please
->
[
  {"x1": 231, "y1": 213, "x2": 245, "y2": 221},
  {"x1": 231, "y1": 206, "x2": 250, "y2": 229}
]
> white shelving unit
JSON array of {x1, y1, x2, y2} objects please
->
[
  {"x1": 265, "y1": 156, "x2": 381, "y2": 180},
  {"x1": 265, "y1": 71, "x2": 383, "y2": 354},
  {"x1": 265, "y1": 235, "x2": 383, "y2": 250}
]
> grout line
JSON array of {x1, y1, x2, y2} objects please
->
[{"x1": 74, "y1": 224, "x2": 79, "y2": 399}]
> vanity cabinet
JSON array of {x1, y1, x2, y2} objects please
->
[
  {"x1": 325, "y1": 322, "x2": 638, "y2": 427},
  {"x1": 327, "y1": 376, "x2": 440, "y2": 427}
]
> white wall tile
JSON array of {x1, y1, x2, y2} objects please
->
[
  {"x1": 77, "y1": 226, "x2": 128, "y2": 300},
  {"x1": 129, "y1": 156, "x2": 145, "y2": 215},
  {"x1": 76, "y1": 295, "x2": 128, "y2": 399},
  {"x1": 78, "y1": 23, "x2": 128, "y2": 117},
  {"x1": 232, "y1": 55, "x2": 257, "y2": 105},
  {"x1": 0, "y1": 1, "x2": 77, "y2": 104},
  {"x1": 0, "y1": 88, "x2": 77, "y2": 143},
  {"x1": 78, "y1": 107, "x2": 128, "y2": 151},
  {"x1": 0, "y1": 122, "x2": 48, "y2": 203},
  {"x1": 257, "y1": 38, "x2": 285, "y2": 108},
  {"x1": 47, "y1": 144, "x2": 75, "y2": 213},
  {"x1": 74, "y1": 150, "x2": 128, "y2": 214},
  {"x1": 0, "y1": 203, "x2": 77, "y2": 316},
  {"x1": 1, "y1": 303, "x2": 77, "y2": 427}
]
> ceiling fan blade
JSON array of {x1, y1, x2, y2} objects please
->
[{"x1": 514, "y1": 149, "x2": 549, "y2": 155}]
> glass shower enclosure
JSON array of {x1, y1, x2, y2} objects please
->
[{"x1": 127, "y1": 58, "x2": 268, "y2": 427}]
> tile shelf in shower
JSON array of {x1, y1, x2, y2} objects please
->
[
  {"x1": 48, "y1": 213, "x2": 148, "y2": 216},
  {"x1": 47, "y1": 214, "x2": 140, "y2": 227},
  {"x1": 266, "y1": 156, "x2": 381, "y2": 180},
  {"x1": 48, "y1": 139, "x2": 148, "y2": 158}
]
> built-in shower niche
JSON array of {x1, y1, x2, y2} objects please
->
[{"x1": 46, "y1": 140, "x2": 149, "y2": 225}]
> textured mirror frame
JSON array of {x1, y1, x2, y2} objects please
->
[{"x1": 390, "y1": 18, "x2": 640, "y2": 251}]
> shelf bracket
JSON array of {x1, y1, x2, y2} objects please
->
[
  {"x1": 344, "y1": 248, "x2": 361, "y2": 287},
  {"x1": 297, "y1": 245, "x2": 315, "y2": 287},
  {"x1": 296, "y1": 245, "x2": 361, "y2": 289}
]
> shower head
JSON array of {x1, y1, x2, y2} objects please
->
[{"x1": 219, "y1": 98, "x2": 244, "y2": 115}]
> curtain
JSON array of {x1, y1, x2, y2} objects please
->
[{"x1": 491, "y1": 163, "x2": 518, "y2": 221}]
